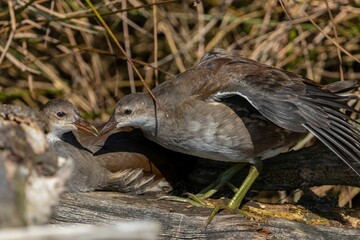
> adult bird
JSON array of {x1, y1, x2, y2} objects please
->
[
  {"x1": 100, "y1": 52, "x2": 360, "y2": 222},
  {"x1": 40, "y1": 99, "x2": 169, "y2": 193}
]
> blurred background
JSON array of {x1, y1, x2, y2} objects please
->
[{"x1": 0, "y1": 0, "x2": 359, "y2": 207}]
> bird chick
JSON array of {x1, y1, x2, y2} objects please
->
[{"x1": 40, "y1": 99, "x2": 170, "y2": 194}]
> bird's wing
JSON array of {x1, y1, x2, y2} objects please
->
[
  {"x1": 220, "y1": 95, "x2": 305, "y2": 158},
  {"x1": 175, "y1": 99, "x2": 254, "y2": 161},
  {"x1": 214, "y1": 64, "x2": 360, "y2": 175}
]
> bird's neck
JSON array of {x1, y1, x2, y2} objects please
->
[
  {"x1": 46, "y1": 131, "x2": 62, "y2": 143},
  {"x1": 141, "y1": 110, "x2": 175, "y2": 141},
  {"x1": 46, "y1": 127, "x2": 70, "y2": 143}
]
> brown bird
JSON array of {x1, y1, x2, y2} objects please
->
[
  {"x1": 40, "y1": 99, "x2": 169, "y2": 193},
  {"x1": 100, "y1": 52, "x2": 360, "y2": 222}
]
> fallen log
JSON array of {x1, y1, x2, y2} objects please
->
[{"x1": 53, "y1": 192, "x2": 360, "y2": 240}]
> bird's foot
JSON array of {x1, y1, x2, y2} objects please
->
[
  {"x1": 207, "y1": 201, "x2": 261, "y2": 225},
  {"x1": 159, "y1": 192, "x2": 260, "y2": 225},
  {"x1": 207, "y1": 203, "x2": 237, "y2": 225},
  {"x1": 206, "y1": 164, "x2": 262, "y2": 225},
  {"x1": 158, "y1": 193, "x2": 218, "y2": 208},
  {"x1": 159, "y1": 163, "x2": 248, "y2": 207}
]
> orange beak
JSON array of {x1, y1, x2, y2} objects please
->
[{"x1": 73, "y1": 114, "x2": 98, "y2": 136}]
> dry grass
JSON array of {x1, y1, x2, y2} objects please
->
[{"x1": 0, "y1": 0, "x2": 359, "y2": 207}]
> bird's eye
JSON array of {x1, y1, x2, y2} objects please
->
[
  {"x1": 56, "y1": 111, "x2": 66, "y2": 117},
  {"x1": 123, "y1": 109, "x2": 132, "y2": 115}
]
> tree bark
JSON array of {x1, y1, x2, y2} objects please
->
[{"x1": 52, "y1": 192, "x2": 360, "y2": 240}]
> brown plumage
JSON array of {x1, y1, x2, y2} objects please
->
[
  {"x1": 75, "y1": 125, "x2": 163, "y2": 176},
  {"x1": 40, "y1": 99, "x2": 171, "y2": 194},
  {"x1": 101, "y1": 52, "x2": 360, "y2": 174}
]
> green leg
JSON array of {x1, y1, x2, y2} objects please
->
[
  {"x1": 226, "y1": 165, "x2": 259, "y2": 211},
  {"x1": 207, "y1": 158, "x2": 262, "y2": 225},
  {"x1": 159, "y1": 162, "x2": 247, "y2": 207},
  {"x1": 197, "y1": 162, "x2": 247, "y2": 199}
]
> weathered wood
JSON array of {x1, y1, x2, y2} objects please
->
[
  {"x1": 0, "y1": 222, "x2": 158, "y2": 240},
  {"x1": 53, "y1": 192, "x2": 360, "y2": 239}
]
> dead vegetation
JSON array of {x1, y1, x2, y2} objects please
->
[{"x1": 0, "y1": 0, "x2": 359, "y2": 209}]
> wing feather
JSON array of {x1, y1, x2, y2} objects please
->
[{"x1": 212, "y1": 57, "x2": 360, "y2": 175}]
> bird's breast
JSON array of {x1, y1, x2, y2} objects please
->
[{"x1": 142, "y1": 119, "x2": 253, "y2": 163}]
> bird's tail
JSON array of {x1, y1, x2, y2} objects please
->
[{"x1": 300, "y1": 80, "x2": 360, "y2": 176}]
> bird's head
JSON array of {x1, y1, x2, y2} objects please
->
[
  {"x1": 99, "y1": 93, "x2": 155, "y2": 136},
  {"x1": 40, "y1": 99, "x2": 98, "y2": 137}
]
